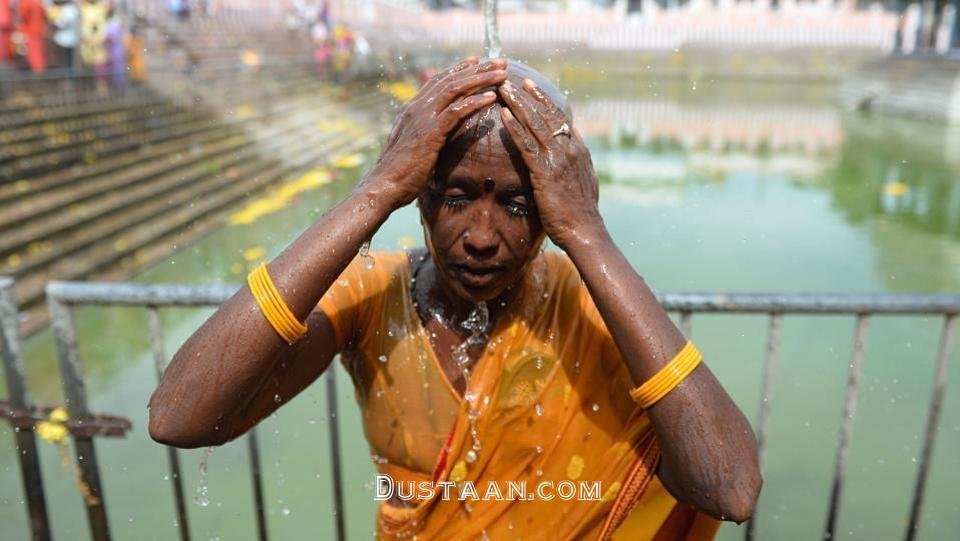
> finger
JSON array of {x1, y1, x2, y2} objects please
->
[
  {"x1": 521, "y1": 78, "x2": 567, "y2": 129},
  {"x1": 436, "y1": 91, "x2": 498, "y2": 134},
  {"x1": 434, "y1": 58, "x2": 507, "y2": 97},
  {"x1": 497, "y1": 80, "x2": 553, "y2": 147},
  {"x1": 434, "y1": 68, "x2": 508, "y2": 112},
  {"x1": 420, "y1": 56, "x2": 478, "y2": 93},
  {"x1": 499, "y1": 107, "x2": 540, "y2": 161}
]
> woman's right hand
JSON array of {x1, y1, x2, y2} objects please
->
[{"x1": 362, "y1": 57, "x2": 507, "y2": 208}]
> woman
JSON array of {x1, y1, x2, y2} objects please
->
[{"x1": 149, "y1": 58, "x2": 761, "y2": 539}]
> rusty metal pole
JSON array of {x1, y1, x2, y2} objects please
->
[
  {"x1": 47, "y1": 287, "x2": 111, "y2": 541},
  {"x1": 0, "y1": 278, "x2": 52, "y2": 541}
]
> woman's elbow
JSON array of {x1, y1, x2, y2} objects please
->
[
  {"x1": 148, "y1": 395, "x2": 225, "y2": 449},
  {"x1": 712, "y1": 466, "x2": 763, "y2": 523}
]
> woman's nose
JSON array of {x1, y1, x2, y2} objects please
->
[{"x1": 462, "y1": 208, "x2": 500, "y2": 259}]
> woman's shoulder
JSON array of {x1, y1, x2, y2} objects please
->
[{"x1": 536, "y1": 249, "x2": 581, "y2": 285}]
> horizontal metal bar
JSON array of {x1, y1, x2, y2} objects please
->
[
  {"x1": 46, "y1": 281, "x2": 237, "y2": 307},
  {"x1": 45, "y1": 280, "x2": 960, "y2": 314},
  {"x1": 658, "y1": 292, "x2": 960, "y2": 314}
]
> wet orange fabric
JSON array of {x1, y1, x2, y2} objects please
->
[{"x1": 318, "y1": 250, "x2": 720, "y2": 540}]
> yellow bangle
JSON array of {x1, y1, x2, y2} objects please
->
[
  {"x1": 247, "y1": 262, "x2": 307, "y2": 345},
  {"x1": 629, "y1": 341, "x2": 702, "y2": 409}
]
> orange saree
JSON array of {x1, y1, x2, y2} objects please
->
[{"x1": 318, "y1": 250, "x2": 720, "y2": 540}]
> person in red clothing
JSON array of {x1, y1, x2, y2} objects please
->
[
  {"x1": 17, "y1": 0, "x2": 48, "y2": 72},
  {"x1": 0, "y1": 0, "x2": 12, "y2": 63}
]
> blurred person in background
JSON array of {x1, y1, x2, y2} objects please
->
[
  {"x1": 104, "y1": 6, "x2": 124, "y2": 91},
  {"x1": 331, "y1": 22, "x2": 352, "y2": 83},
  {"x1": 0, "y1": 0, "x2": 12, "y2": 64},
  {"x1": 79, "y1": 0, "x2": 108, "y2": 92},
  {"x1": 311, "y1": 18, "x2": 332, "y2": 79},
  {"x1": 169, "y1": 0, "x2": 190, "y2": 22},
  {"x1": 16, "y1": 0, "x2": 46, "y2": 73},
  {"x1": 48, "y1": 0, "x2": 80, "y2": 72},
  {"x1": 126, "y1": 23, "x2": 145, "y2": 83}
]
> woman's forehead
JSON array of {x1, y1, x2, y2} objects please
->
[{"x1": 436, "y1": 130, "x2": 529, "y2": 189}]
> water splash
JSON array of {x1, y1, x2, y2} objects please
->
[
  {"x1": 483, "y1": 0, "x2": 501, "y2": 58},
  {"x1": 451, "y1": 302, "x2": 491, "y2": 458},
  {"x1": 193, "y1": 446, "x2": 214, "y2": 507},
  {"x1": 359, "y1": 240, "x2": 375, "y2": 268}
]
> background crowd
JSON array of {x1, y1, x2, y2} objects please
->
[{"x1": 0, "y1": 0, "x2": 145, "y2": 92}]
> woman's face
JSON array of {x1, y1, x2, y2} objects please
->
[{"x1": 419, "y1": 103, "x2": 545, "y2": 304}]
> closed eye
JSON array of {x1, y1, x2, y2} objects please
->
[{"x1": 442, "y1": 194, "x2": 471, "y2": 212}]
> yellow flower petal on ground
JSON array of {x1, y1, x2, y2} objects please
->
[
  {"x1": 235, "y1": 104, "x2": 256, "y2": 120},
  {"x1": 332, "y1": 153, "x2": 364, "y2": 169},
  {"x1": 382, "y1": 81, "x2": 418, "y2": 103},
  {"x1": 49, "y1": 407, "x2": 69, "y2": 422},
  {"x1": 36, "y1": 421, "x2": 68, "y2": 443},
  {"x1": 450, "y1": 460, "x2": 468, "y2": 483},
  {"x1": 243, "y1": 246, "x2": 266, "y2": 262},
  {"x1": 567, "y1": 455, "x2": 585, "y2": 480},
  {"x1": 883, "y1": 182, "x2": 909, "y2": 197},
  {"x1": 228, "y1": 168, "x2": 332, "y2": 225}
]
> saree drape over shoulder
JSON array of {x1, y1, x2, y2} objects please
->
[{"x1": 318, "y1": 250, "x2": 720, "y2": 540}]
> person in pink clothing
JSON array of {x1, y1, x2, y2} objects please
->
[
  {"x1": 17, "y1": 0, "x2": 48, "y2": 73},
  {"x1": 0, "y1": 0, "x2": 12, "y2": 64}
]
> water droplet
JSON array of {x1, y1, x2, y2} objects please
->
[
  {"x1": 378, "y1": 354, "x2": 388, "y2": 363},
  {"x1": 535, "y1": 403, "x2": 544, "y2": 416},
  {"x1": 465, "y1": 449, "x2": 477, "y2": 463},
  {"x1": 592, "y1": 403, "x2": 600, "y2": 412}
]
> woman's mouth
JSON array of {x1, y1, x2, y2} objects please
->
[{"x1": 453, "y1": 264, "x2": 506, "y2": 288}]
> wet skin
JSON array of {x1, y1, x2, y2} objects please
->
[{"x1": 148, "y1": 57, "x2": 762, "y2": 523}]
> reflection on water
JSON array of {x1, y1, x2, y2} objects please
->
[{"x1": 0, "y1": 78, "x2": 958, "y2": 540}]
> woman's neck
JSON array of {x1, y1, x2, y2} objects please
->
[{"x1": 411, "y1": 249, "x2": 520, "y2": 337}]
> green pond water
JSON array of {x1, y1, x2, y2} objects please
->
[{"x1": 1, "y1": 78, "x2": 958, "y2": 540}]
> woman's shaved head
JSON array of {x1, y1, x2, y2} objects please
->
[{"x1": 442, "y1": 59, "x2": 570, "y2": 161}]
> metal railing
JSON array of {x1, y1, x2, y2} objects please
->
[{"x1": 0, "y1": 277, "x2": 957, "y2": 540}]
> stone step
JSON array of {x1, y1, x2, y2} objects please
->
[
  {"x1": 0, "y1": 109, "x2": 204, "y2": 169},
  {"x1": 0, "y1": 98, "x2": 360, "y2": 261},
  {"x1": 16, "y1": 129, "x2": 379, "y2": 332}
]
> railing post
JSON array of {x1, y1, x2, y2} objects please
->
[
  {"x1": 679, "y1": 311, "x2": 693, "y2": 339},
  {"x1": 325, "y1": 369, "x2": 346, "y2": 541},
  {"x1": 247, "y1": 428, "x2": 269, "y2": 541},
  {"x1": 0, "y1": 278, "x2": 52, "y2": 541},
  {"x1": 146, "y1": 307, "x2": 192, "y2": 541},
  {"x1": 904, "y1": 313, "x2": 957, "y2": 540},
  {"x1": 745, "y1": 312, "x2": 783, "y2": 541},
  {"x1": 823, "y1": 314, "x2": 870, "y2": 539},
  {"x1": 46, "y1": 288, "x2": 111, "y2": 541}
]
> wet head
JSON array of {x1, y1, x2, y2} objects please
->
[{"x1": 417, "y1": 59, "x2": 571, "y2": 303}]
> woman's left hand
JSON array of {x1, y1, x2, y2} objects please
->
[{"x1": 497, "y1": 78, "x2": 605, "y2": 252}]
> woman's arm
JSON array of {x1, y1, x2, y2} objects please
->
[
  {"x1": 565, "y1": 230, "x2": 762, "y2": 523},
  {"x1": 147, "y1": 184, "x2": 398, "y2": 448},
  {"x1": 148, "y1": 57, "x2": 508, "y2": 449},
  {"x1": 497, "y1": 78, "x2": 761, "y2": 522}
]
